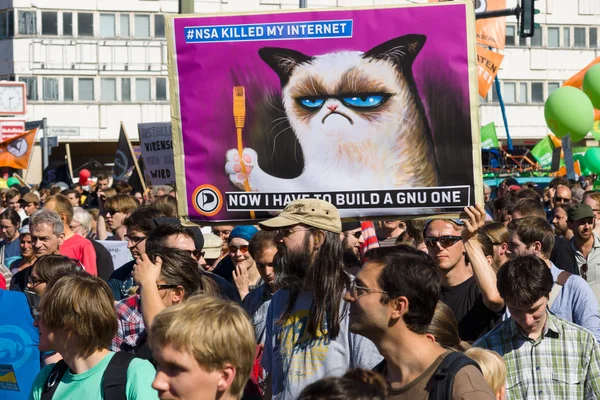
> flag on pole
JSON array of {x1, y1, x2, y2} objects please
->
[
  {"x1": 0, "y1": 128, "x2": 37, "y2": 169},
  {"x1": 113, "y1": 122, "x2": 135, "y2": 181},
  {"x1": 480, "y1": 122, "x2": 499, "y2": 149},
  {"x1": 531, "y1": 136, "x2": 554, "y2": 167}
]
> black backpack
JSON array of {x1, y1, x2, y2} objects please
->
[
  {"x1": 40, "y1": 352, "x2": 136, "y2": 400},
  {"x1": 429, "y1": 352, "x2": 482, "y2": 400}
]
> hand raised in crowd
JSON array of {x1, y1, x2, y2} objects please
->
[
  {"x1": 462, "y1": 204, "x2": 486, "y2": 242},
  {"x1": 233, "y1": 264, "x2": 250, "y2": 300},
  {"x1": 133, "y1": 253, "x2": 162, "y2": 288}
]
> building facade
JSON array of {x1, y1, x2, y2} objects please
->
[{"x1": 0, "y1": 0, "x2": 597, "y2": 181}]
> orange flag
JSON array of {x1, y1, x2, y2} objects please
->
[
  {"x1": 563, "y1": 57, "x2": 600, "y2": 121},
  {"x1": 0, "y1": 128, "x2": 37, "y2": 169},
  {"x1": 477, "y1": 47, "x2": 504, "y2": 97}
]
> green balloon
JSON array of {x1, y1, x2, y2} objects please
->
[
  {"x1": 583, "y1": 64, "x2": 600, "y2": 110},
  {"x1": 585, "y1": 148, "x2": 600, "y2": 174},
  {"x1": 544, "y1": 86, "x2": 594, "y2": 139}
]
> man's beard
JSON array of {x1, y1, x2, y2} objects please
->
[{"x1": 275, "y1": 239, "x2": 313, "y2": 292}]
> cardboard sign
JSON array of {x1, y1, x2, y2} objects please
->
[
  {"x1": 477, "y1": 46, "x2": 503, "y2": 98},
  {"x1": 97, "y1": 240, "x2": 133, "y2": 270},
  {"x1": 167, "y1": 3, "x2": 482, "y2": 222},
  {"x1": 138, "y1": 122, "x2": 176, "y2": 186}
]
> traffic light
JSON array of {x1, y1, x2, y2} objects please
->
[{"x1": 519, "y1": 0, "x2": 540, "y2": 38}]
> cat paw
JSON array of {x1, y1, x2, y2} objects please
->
[{"x1": 226, "y1": 148, "x2": 257, "y2": 190}]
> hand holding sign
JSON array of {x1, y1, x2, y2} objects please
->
[{"x1": 462, "y1": 204, "x2": 486, "y2": 242}]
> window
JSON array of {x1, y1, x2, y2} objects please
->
[
  {"x1": 503, "y1": 82, "x2": 516, "y2": 103},
  {"x1": 531, "y1": 26, "x2": 542, "y2": 47},
  {"x1": 479, "y1": 95, "x2": 487, "y2": 104},
  {"x1": 79, "y1": 78, "x2": 94, "y2": 101},
  {"x1": 120, "y1": 14, "x2": 130, "y2": 37},
  {"x1": 547, "y1": 27, "x2": 559, "y2": 48},
  {"x1": 63, "y1": 12, "x2": 73, "y2": 36},
  {"x1": 491, "y1": 83, "x2": 498, "y2": 102},
  {"x1": 519, "y1": 82, "x2": 528, "y2": 103},
  {"x1": 156, "y1": 78, "x2": 167, "y2": 101},
  {"x1": 41, "y1": 11, "x2": 57, "y2": 35},
  {"x1": 18, "y1": 11, "x2": 36, "y2": 35},
  {"x1": 519, "y1": 35, "x2": 527, "y2": 46},
  {"x1": 42, "y1": 78, "x2": 58, "y2": 101},
  {"x1": 590, "y1": 28, "x2": 597, "y2": 48},
  {"x1": 134, "y1": 15, "x2": 150, "y2": 38},
  {"x1": 563, "y1": 27, "x2": 570, "y2": 48},
  {"x1": 548, "y1": 82, "x2": 560, "y2": 97},
  {"x1": 8, "y1": 11, "x2": 14, "y2": 37},
  {"x1": 531, "y1": 82, "x2": 544, "y2": 103},
  {"x1": 122, "y1": 78, "x2": 131, "y2": 101},
  {"x1": 78, "y1": 13, "x2": 94, "y2": 37},
  {"x1": 0, "y1": 12, "x2": 7, "y2": 38},
  {"x1": 154, "y1": 14, "x2": 165, "y2": 38},
  {"x1": 505, "y1": 25, "x2": 516, "y2": 46},
  {"x1": 101, "y1": 78, "x2": 116, "y2": 101},
  {"x1": 136, "y1": 78, "x2": 151, "y2": 101},
  {"x1": 100, "y1": 14, "x2": 115, "y2": 38},
  {"x1": 64, "y1": 78, "x2": 73, "y2": 101},
  {"x1": 19, "y1": 77, "x2": 37, "y2": 100},
  {"x1": 574, "y1": 27, "x2": 586, "y2": 48}
]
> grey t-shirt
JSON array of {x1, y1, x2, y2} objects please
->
[{"x1": 262, "y1": 289, "x2": 383, "y2": 400}]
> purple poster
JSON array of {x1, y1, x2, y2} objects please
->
[{"x1": 167, "y1": 2, "x2": 482, "y2": 223}]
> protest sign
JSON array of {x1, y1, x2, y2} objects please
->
[
  {"x1": 167, "y1": 2, "x2": 482, "y2": 223},
  {"x1": 97, "y1": 240, "x2": 132, "y2": 270},
  {"x1": 531, "y1": 136, "x2": 554, "y2": 167},
  {"x1": 477, "y1": 47, "x2": 503, "y2": 98},
  {"x1": 138, "y1": 122, "x2": 175, "y2": 186},
  {"x1": 480, "y1": 122, "x2": 499, "y2": 149}
]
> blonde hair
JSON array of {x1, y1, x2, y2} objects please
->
[
  {"x1": 150, "y1": 294, "x2": 255, "y2": 399},
  {"x1": 427, "y1": 302, "x2": 470, "y2": 352},
  {"x1": 465, "y1": 348, "x2": 507, "y2": 395},
  {"x1": 481, "y1": 222, "x2": 509, "y2": 245}
]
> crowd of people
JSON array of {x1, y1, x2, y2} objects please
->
[{"x1": 0, "y1": 173, "x2": 599, "y2": 400}]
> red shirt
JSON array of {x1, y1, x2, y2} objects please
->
[{"x1": 60, "y1": 234, "x2": 98, "y2": 276}]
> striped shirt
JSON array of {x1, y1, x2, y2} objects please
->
[{"x1": 475, "y1": 312, "x2": 600, "y2": 399}]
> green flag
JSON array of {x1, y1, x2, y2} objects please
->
[
  {"x1": 481, "y1": 123, "x2": 499, "y2": 149},
  {"x1": 531, "y1": 136, "x2": 554, "y2": 167}
]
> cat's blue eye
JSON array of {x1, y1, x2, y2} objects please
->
[
  {"x1": 342, "y1": 95, "x2": 386, "y2": 108},
  {"x1": 299, "y1": 98, "x2": 325, "y2": 109}
]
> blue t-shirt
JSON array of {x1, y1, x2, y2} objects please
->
[
  {"x1": 2, "y1": 238, "x2": 21, "y2": 269},
  {"x1": 0, "y1": 290, "x2": 40, "y2": 400}
]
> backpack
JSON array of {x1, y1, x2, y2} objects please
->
[
  {"x1": 40, "y1": 352, "x2": 136, "y2": 400},
  {"x1": 428, "y1": 352, "x2": 482, "y2": 400}
]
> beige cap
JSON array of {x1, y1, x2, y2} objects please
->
[
  {"x1": 259, "y1": 199, "x2": 341, "y2": 234},
  {"x1": 202, "y1": 233, "x2": 223, "y2": 259}
]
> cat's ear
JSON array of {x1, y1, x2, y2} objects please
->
[
  {"x1": 259, "y1": 47, "x2": 313, "y2": 86},
  {"x1": 362, "y1": 34, "x2": 426, "y2": 68}
]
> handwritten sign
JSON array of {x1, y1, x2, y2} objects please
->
[
  {"x1": 97, "y1": 240, "x2": 133, "y2": 270},
  {"x1": 138, "y1": 122, "x2": 175, "y2": 186}
]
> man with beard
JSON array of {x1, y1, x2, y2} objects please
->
[
  {"x1": 259, "y1": 199, "x2": 382, "y2": 400},
  {"x1": 568, "y1": 204, "x2": 600, "y2": 301},
  {"x1": 552, "y1": 204, "x2": 573, "y2": 240},
  {"x1": 341, "y1": 222, "x2": 364, "y2": 276}
]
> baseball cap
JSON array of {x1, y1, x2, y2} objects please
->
[
  {"x1": 21, "y1": 192, "x2": 40, "y2": 204},
  {"x1": 203, "y1": 233, "x2": 222, "y2": 259},
  {"x1": 567, "y1": 203, "x2": 594, "y2": 221},
  {"x1": 259, "y1": 199, "x2": 342, "y2": 234}
]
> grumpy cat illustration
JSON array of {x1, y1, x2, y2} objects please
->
[{"x1": 226, "y1": 34, "x2": 439, "y2": 195}]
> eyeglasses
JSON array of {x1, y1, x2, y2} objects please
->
[
  {"x1": 228, "y1": 245, "x2": 249, "y2": 254},
  {"x1": 28, "y1": 275, "x2": 45, "y2": 287},
  {"x1": 125, "y1": 235, "x2": 147, "y2": 245},
  {"x1": 182, "y1": 249, "x2": 204, "y2": 260},
  {"x1": 348, "y1": 280, "x2": 388, "y2": 299},
  {"x1": 554, "y1": 196, "x2": 571, "y2": 203},
  {"x1": 581, "y1": 263, "x2": 588, "y2": 281},
  {"x1": 346, "y1": 231, "x2": 362, "y2": 239},
  {"x1": 424, "y1": 235, "x2": 462, "y2": 249},
  {"x1": 156, "y1": 284, "x2": 180, "y2": 290},
  {"x1": 277, "y1": 227, "x2": 312, "y2": 237}
]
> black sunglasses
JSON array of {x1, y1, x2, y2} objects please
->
[
  {"x1": 581, "y1": 263, "x2": 588, "y2": 281},
  {"x1": 346, "y1": 231, "x2": 362, "y2": 239},
  {"x1": 424, "y1": 235, "x2": 462, "y2": 248},
  {"x1": 554, "y1": 196, "x2": 571, "y2": 203},
  {"x1": 156, "y1": 284, "x2": 179, "y2": 290},
  {"x1": 125, "y1": 235, "x2": 147, "y2": 245}
]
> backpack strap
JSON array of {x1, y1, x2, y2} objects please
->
[
  {"x1": 40, "y1": 360, "x2": 70, "y2": 400},
  {"x1": 556, "y1": 270, "x2": 572, "y2": 286},
  {"x1": 429, "y1": 352, "x2": 482, "y2": 400},
  {"x1": 548, "y1": 271, "x2": 572, "y2": 308},
  {"x1": 102, "y1": 352, "x2": 136, "y2": 400}
]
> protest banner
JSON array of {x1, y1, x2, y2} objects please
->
[
  {"x1": 531, "y1": 136, "x2": 554, "y2": 167},
  {"x1": 0, "y1": 128, "x2": 37, "y2": 169},
  {"x1": 97, "y1": 240, "x2": 132, "y2": 270},
  {"x1": 477, "y1": 47, "x2": 503, "y2": 98},
  {"x1": 166, "y1": 2, "x2": 482, "y2": 223},
  {"x1": 138, "y1": 122, "x2": 175, "y2": 186},
  {"x1": 480, "y1": 122, "x2": 499, "y2": 149}
]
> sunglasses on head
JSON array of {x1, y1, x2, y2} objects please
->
[
  {"x1": 228, "y1": 244, "x2": 249, "y2": 254},
  {"x1": 424, "y1": 235, "x2": 462, "y2": 249}
]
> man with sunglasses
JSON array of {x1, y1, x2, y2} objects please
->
[
  {"x1": 508, "y1": 215, "x2": 600, "y2": 342},
  {"x1": 568, "y1": 204, "x2": 600, "y2": 302},
  {"x1": 341, "y1": 222, "x2": 365, "y2": 276},
  {"x1": 552, "y1": 184, "x2": 572, "y2": 208},
  {"x1": 424, "y1": 205, "x2": 505, "y2": 341},
  {"x1": 259, "y1": 199, "x2": 382, "y2": 400}
]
